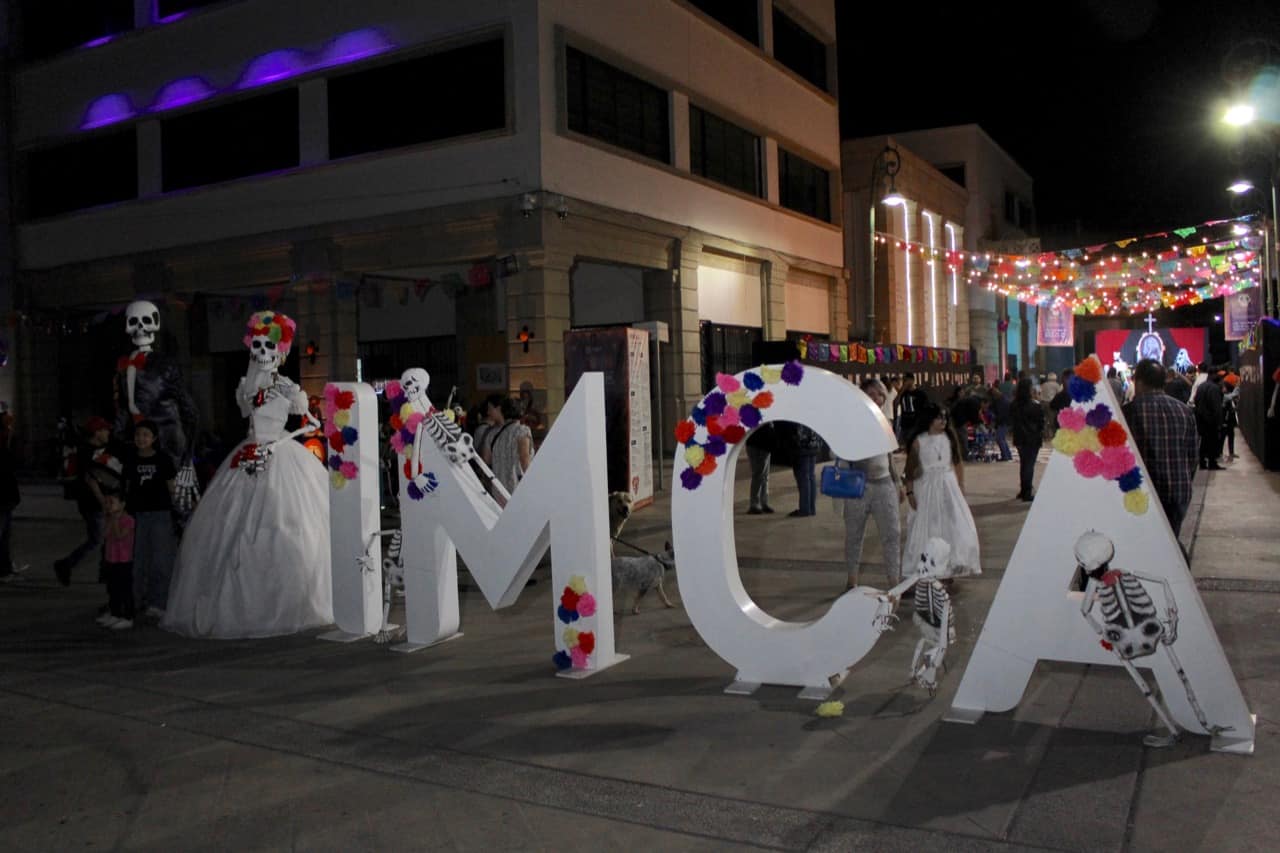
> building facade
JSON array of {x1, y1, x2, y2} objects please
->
[
  {"x1": 888, "y1": 124, "x2": 1040, "y2": 378},
  {"x1": 7, "y1": 0, "x2": 841, "y2": 459}
]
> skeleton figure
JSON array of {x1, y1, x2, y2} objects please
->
[
  {"x1": 1076, "y1": 530, "x2": 1231, "y2": 747},
  {"x1": 868, "y1": 537, "x2": 957, "y2": 694},
  {"x1": 116, "y1": 299, "x2": 201, "y2": 512},
  {"x1": 400, "y1": 366, "x2": 506, "y2": 504},
  {"x1": 233, "y1": 311, "x2": 319, "y2": 472},
  {"x1": 375, "y1": 529, "x2": 406, "y2": 644}
]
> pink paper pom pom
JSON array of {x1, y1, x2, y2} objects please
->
[
  {"x1": 1100, "y1": 446, "x2": 1136, "y2": 480},
  {"x1": 322, "y1": 402, "x2": 338, "y2": 421},
  {"x1": 339, "y1": 461, "x2": 359, "y2": 479},
  {"x1": 385, "y1": 381, "x2": 402, "y2": 399},
  {"x1": 1058, "y1": 408, "x2": 1086, "y2": 432},
  {"x1": 1073, "y1": 450, "x2": 1104, "y2": 478},
  {"x1": 576, "y1": 592, "x2": 596, "y2": 617},
  {"x1": 324, "y1": 384, "x2": 339, "y2": 403},
  {"x1": 715, "y1": 372, "x2": 741, "y2": 393},
  {"x1": 570, "y1": 646, "x2": 590, "y2": 669},
  {"x1": 718, "y1": 406, "x2": 740, "y2": 427},
  {"x1": 404, "y1": 412, "x2": 426, "y2": 432},
  {"x1": 390, "y1": 433, "x2": 405, "y2": 454}
]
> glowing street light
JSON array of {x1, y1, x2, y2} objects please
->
[
  {"x1": 866, "y1": 144, "x2": 904, "y2": 339},
  {"x1": 1224, "y1": 103, "x2": 1257, "y2": 126},
  {"x1": 1228, "y1": 180, "x2": 1255, "y2": 194}
]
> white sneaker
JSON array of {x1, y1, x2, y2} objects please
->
[
  {"x1": 109, "y1": 618, "x2": 134, "y2": 630},
  {"x1": 95, "y1": 613, "x2": 116, "y2": 626}
]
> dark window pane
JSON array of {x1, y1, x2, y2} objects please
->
[
  {"x1": 328, "y1": 39, "x2": 506, "y2": 159},
  {"x1": 565, "y1": 47, "x2": 669, "y2": 164},
  {"x1": 771, "y1": 8, "x2": 827, "y2": 90},
  {"x1": 24, "y1": 129, "x2": 138, "y2": 219},
  {"x1": 156, "y1": 0, "x2": 224, "y2": 19},
  {"x1": 687, "y1": 0, "x2": 759, "y2": 45},
  {"x1": 778, "y1": 148, "x2": 830, "y2": 221},
  {"x1": 20, "y1": 0, "x2": 133, "y2": 62},
  {"x1": 689, "y1": 105, "x2": 761, "y2": 197},
  {"x1": 162, "y1": 90, "x2": 299, "y2": 191},
  {"x1": 939, "y1": 164, "x2": 966, "y2": 188}
]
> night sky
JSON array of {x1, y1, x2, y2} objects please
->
[{"x1": 836, "y1": 0, "x2": 1280, "y2": 249}]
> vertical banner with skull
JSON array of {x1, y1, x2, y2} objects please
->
[
  {"x1": 321, "y1": 382, "x2": 383, "y2": 640},
  {"x1": 945, "y1": 356, "x2": 1254, "y2": 753}
]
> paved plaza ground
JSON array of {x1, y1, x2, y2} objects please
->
[{"x1": 2, "y1": 441, "x2": 1278, "y2": 851}]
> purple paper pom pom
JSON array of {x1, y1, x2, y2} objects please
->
[
  {"x1": 1085, "y1": 404, "x2": 1112, "y2": 429},
  {"x1": 680, "y1": 467, "x2": 703, "y2": 490},
  {"x1": 691, "y1": 405, "x2": 707, "y2": 426},
  {"x1": 739, "y1": 405, "x2": 761, "y2": 429},
  {"x1": 704, "y1": 436, "x2": 727, "y2": 457},
  {"x1": 704, "y1": 392, "x2": 727, "y2": 416},
  {"x1": 743, "y1": 371, "x2": 764, "y2": 391},
  {"x1": 399, "y1": 427, "x2": 415, "y2": 445},
  {"x1": 1068, "y1": 375, "x2": 1096, "y2": 403},
  {"x1": 557, "y1": 605, "x2": 580, "y2": 623},
  {"x1": 552, "y1": 650, "x2": 572, "y2": 670},
  {"x1": 328, "y1": 454, "x2": 343, "y2": 471},
  {"x1": 781, "y1": 360, "x2": 804, "y2": 386},
  {"x1": 387, "y1": 394, "x2": 406, "y2": 410},
  {"x1": 341, "y1": 426, "x2": 359, "y2": 444},
  {"x1": 406, "y1": 482, "x2": 424, "y2": 501},
  {"x1": 1118, "y1": 467, "x2": 1143, "y2": 492}
]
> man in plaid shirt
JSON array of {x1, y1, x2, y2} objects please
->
[{"x1": 1123, "y1": 359, "x2": 1199, "y2": 536}]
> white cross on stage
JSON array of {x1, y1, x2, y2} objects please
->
[{"x1": 1145, "y1": 313, "x2": 1157, "y2": 334}]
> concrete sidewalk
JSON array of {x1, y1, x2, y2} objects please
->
[{"x1": 1, "y1": 443, "x2": 1278, "y2": 852}]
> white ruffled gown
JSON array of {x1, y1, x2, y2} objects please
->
[
  {"x1": 163, "y1": 379, "x2": 333, "y2": 638},
  {"x1": 903, "y1": 432, "x2": 981, "y2": 576}
]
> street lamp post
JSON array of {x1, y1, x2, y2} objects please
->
[
  {"x1": 1223, "y1": 102, "x2": 1280, "y2": 318},
  {"x1": 868, "y1": 145, "x2": 905, "y2": 342}
]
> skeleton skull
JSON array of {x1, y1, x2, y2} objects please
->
[
  {"x1": 125, "y1": 300, "x2": 160, "y2": 350},
  {"x1": 248, "y1": 334, "x2": 283, "y2": 372},
  {"x1": 401, "y1": 368, "x2": 431, "y2": 405},
  {"x1": 918, "y1": 537, "x2": 952, "y2": 579},
  {"x1": 1074, "y1": 530, "x2": 1115, "y2": 574}
]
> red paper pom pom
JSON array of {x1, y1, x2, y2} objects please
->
[
  {"x1": 722, "y1": 425, "x2": 747, "y2": 444},
  {"x1": 1098, "y1": 421, "x2": 1128, "y2": 448},
  {"x1": 1074, "y1": 358, "x2": 1102, "y2": 384},
  {"x1": 328, "y1": 432, "x2": 344, "y2": 453},
  {"x1": 560, "y1": 588, "x2": 580, "y2": 612},
  {"x1": 577, "y1": 631, "x2": 595, "y2": 655},
  {"x1": 752, "y1": 391, "x2": 774, "y2": 409},
  {"x1": 695, "y1": 455, "x2": 717, "y2": 476},
  {"x1": 335, "y1": 390, "x2": 355, "y2": 409},
  {"x1": 674, "y1": 420, "x2": 696, "y2": 444},
  {"x1": 389, "y1": 415, "x2": 402, "y2": 431},
  {"x1": 705, "y1": 416, "x2": 725, "y2": 436}
]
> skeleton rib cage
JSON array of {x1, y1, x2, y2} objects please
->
[
  {"x1": 1099, "y1": 574, "x2": 1161, "y2": 644},
  {"x1": 914, "y1": 580, "x2": 949, "y2": 628}
]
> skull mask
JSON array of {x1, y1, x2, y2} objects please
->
[
  {"x1": 125, "y1": 300, "x2": 160, "y2": 350},
  {"x1": 401, "y1": 368, "x2": 430, "y2": 405},
  {"x1": 249, "y1": 334, "x2": 283, "y2": 372}
]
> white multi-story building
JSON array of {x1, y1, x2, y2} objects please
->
[{"x1": 7, "y1": 0, "x2": 842, "y2": 459}]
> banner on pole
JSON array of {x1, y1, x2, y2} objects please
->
[
  {"x1": 1037, "y1": 304, "x2": 1075, "y2": 347},
  {"x1": 1224, "y1": 288, "x2": 1261, "y2": 341}
]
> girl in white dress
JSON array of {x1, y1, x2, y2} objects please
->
[
  {"x1": 902, "y1": 402, "x2": 981, "y2": 577},
  {"x1": 163, "y1": 311, "x2": 333, "y2": 638}
]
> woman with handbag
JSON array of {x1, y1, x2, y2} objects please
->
[
  {"x1": 902, "y1": 402, "x2": 981, "y2": 578},
  {"x1": 836, "y1": 380, "x2": 905, "y2": 588}
]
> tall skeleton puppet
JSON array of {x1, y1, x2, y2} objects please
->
[
  {"x1": 117, "y1": 300, "x2": 201, "y2": 511},
  {"x1": 399, "y1": 367, "x2": 508, "y2": 506},
  {"x1": 1076, "y1": 530, "x2": 1231, "y2": 747},
  {"x1": 235, "y1": 314, "x2": 321, "y2": 466},
  {"x1": 875, "y1": 536, "x2": 956, "y2": 694}
]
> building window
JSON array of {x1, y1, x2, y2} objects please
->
[
  {"x1": 328, "y1": 38, "x2": 506, "y2": 160},
  {"x1": 778, "y1": 148, "x2": 830, "y2": 221},
  {"x1": 23, "y1": 129, "x2": 138, "y2": 219},
  {"x1": 162, "y1": 89, "x2": 299, "y2": 191},
  {"x1": 771, "y1": 8, "x2": 827, "y2": 91},
  {"x1": 1003, "y1": 191, "x2": 1034, "y2": 229},
  {"x1": 155, "y1": 0, "x2": 224, "y2": 19},
  {"x1": 689, "y1": 106, "x2": 761, "y2": 197},
  {"x1": 687, "y1": 0, "x2": 760, "y2": 45},
  {"x1": 566, "y1": 47, "x2": 670, "y2": 164},
  {"x1": 938, "y1": 164, "x2": 966, "y2": 188},
  {"x1": 20, "y1": 0, "x2": 133, "y2": 61}
]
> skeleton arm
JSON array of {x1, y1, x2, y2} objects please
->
[
  {"x1": 1127, "y1": 570, "x2": 1179, "y2": 645},
  {"x1": 125, "y1": 364, "x2": 141, "y2": 416},
  {"x1": 1080, "y1": 581, "x2": 1105, "y2": 636}
]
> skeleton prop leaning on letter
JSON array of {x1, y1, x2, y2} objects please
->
[
  {"x1": 871, "y1": 537, "x2": 956, "y2": 695},
  {"x1": 116, "y1": 300, "x2": 201, "y2": 512}
]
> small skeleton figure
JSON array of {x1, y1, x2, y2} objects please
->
[
  {"x1": 1076, "y1": 530, "x2": 1231, "y2": 747},
  {"x1": 400, "y1": 366, "x2": 506, "y2": 504},
  {"x1": 366, "y1": 529, "x2": 405, "y2": 644},
  {"x1": 116, "y1": 299, "x2": 201, "y2": 512},
  {"x1": 871, "y1": 537, "x2": 956, "y2": 695}
]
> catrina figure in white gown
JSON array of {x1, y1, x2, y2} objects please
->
[{"x1": 163, "y1": 311, "x2": 333, "y2": 638}]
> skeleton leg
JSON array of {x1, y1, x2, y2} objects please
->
[
  {"x1": 1116, "y1": 656, "x2": 1181, "y2": 747},
  {"x1": 1161, "y1": 643, "x2": 1233, "y2": 735}
]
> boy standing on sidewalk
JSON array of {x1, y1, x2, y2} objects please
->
[
  {"x1": 96, "y1": 491, "x2": 135, "y2": 630},
  {"x1": 124, "y1": 420, "x2": 177, "y2": 623}
]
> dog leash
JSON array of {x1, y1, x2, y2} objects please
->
[{"x1": 611, "y1": 536, "x2": 658, "y2": 558}]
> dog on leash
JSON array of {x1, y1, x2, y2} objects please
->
[
  {"x1": 608, "y1": 491, "x2": 634, "y2": 555},
  {"x1": 611, "y1": 541, "x2": 675, "y2": 614}
]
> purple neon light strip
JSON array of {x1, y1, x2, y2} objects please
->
[{"x1": 81, "y1": 94, "x2": 137, "y2": 129}]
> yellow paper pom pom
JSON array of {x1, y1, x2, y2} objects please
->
[
  {"x1": 1077, "y1": 427, "x2": 1101, "y2": 453},
  {"x1": 760, "y1": 367, "x2": 782, "y2": 384},
  {"x1": 333, "y1": 409, "x2": 351, "y2": 428},
  {"x1": 563, "y1": 628, "x2": 579, "y2": 647},
  {"x1": 1052, "y1": 429, "x2": 1081, "y2": 456},
  {"x1": 441, "y1": 409, "x2": 456, "y2": 423},
  {"x1": 1123, "y1": 489, "x2": 1149, "y2": 515},
  {"x1": 685, "y1": 445, "x2": 706, "y2": 468},
  {"x1": 330, "y1": 471, "x2": 347, "y2": 490},
  {"x1": 726, "y1": 390, "x2": 749, "y2": 408},
  {"x1": 569, "y1": 574, "x2": 587, "y2": 594},
  {"x1": 400, "y1": 403, "x2": 414, "y2": 420},
  {"x1": 815, "y1": 701, "x2": 845, "y2": 718}
]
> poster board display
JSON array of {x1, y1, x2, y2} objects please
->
[
  {"x1": 1095, "y1": 326, "x2": 1206, "y2": 372},
  {"x1": 1037, "y1": 304, "x2": 1075, "y2": 347},
  {"x1": 1225, "y1": 288, "x2": 1261, "y2": 341}
]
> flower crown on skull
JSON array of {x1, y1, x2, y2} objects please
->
[{"x1": 242, "y1": 311, "x2": 297, "y2": 357}]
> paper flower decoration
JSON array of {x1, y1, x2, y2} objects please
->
[
  {"x1": 324, "y1": 384, "x2": 361, "y2": 489},
  {"x1": 1051, "y1": 364, "x2": 1148, "y2": 516},
  {"x1": 1123, "y1": 489, "x2": 1149, "y2": 514},
  {"x1": 1074, "y1": 357, "x2": 1103, "y2": 384},
  {"x1": 556, "y1": 580, "x2": 596, "y2": 669},
  {"x1": 815, "y1": 701, "x2": 845, "y2": 718},
  {"x1": 1074, "y1": 450, "x2": 1103, "y2": 478}
]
